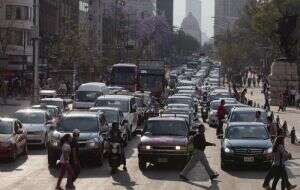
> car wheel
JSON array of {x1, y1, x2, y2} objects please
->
[
  {"x1": 139, "y1": 158, "x2": 147, "y2": 171},
  {"x1": 23, "y1": 143, "x2": 28, "y2": 156},
  {"x1": 43, "y1": 134, "x2": 48, "y2": 149},
  {"x1": 95, "y1": 147, "x2": 104, "y2": 167},
  {"x1": 10, "y1": 147, "x2": 17, "y2": 161},
  {"x1": 221, "y1": 160, "x2": 230, "y2": 171},
  {"x1": 127, "y1": 126, "x2": 132, "y2": 141}
]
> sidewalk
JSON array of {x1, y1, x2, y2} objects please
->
[
  {"x1": 0, "y1": 97, "x2": 31, "y2": 117},
  {"x1": 246, "y1": 87, "x2": 300, "y2": 141}
]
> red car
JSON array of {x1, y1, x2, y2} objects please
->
[{"x1": 0, "y1": 118, "x2": 28, "y2": 161}]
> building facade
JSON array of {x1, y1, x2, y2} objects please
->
[
  {"x1": 185, "y1": 0, "x2": 201, "y2": 44},
  {"x1": 0, "y1": 0, "x2": 34, "y2": 79},
  {"x1": 156, "y1": 0, "x2": 173, "y2": 28},
  {"x1": 214, "y1": 0, "x2": 250, "y2": 36},
  {"x1": 181, "y1": 12, "x2": 201, "y2": 43}
]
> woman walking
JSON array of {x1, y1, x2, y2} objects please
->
[
  {"x1": 263, "y1": 136, "x2": 297, "y2": 190},
  {"x1": 56, "y1": 134, "x2": 75, "y2": 190}
]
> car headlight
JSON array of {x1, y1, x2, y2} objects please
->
[
  {"x1": 146, "y1": 145, "x2": 151, "y2": 150},
  {"x1": 175, "y1": 146, "x2": 181, "y2": 150},
  {"x1": 224, "y1": 147, "x2": 233, "y2": 153},
  {"x1": 140, "y1": 145, "x2": 151, "y2": 150},
  {"x1": 264, "y1": 147, "x2": 273, "y2": 154}
]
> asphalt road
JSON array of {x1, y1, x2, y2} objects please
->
[{"x1": 1, "y1": 122, "x2": 300, "y2": 190}]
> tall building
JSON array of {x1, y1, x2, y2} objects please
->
[
  {"x1": 214, "y1": 0, "x2": 250, "y2": 36},
  {"x1": 181, "y1": 12, "x2": 201, "y2": 43},
  {"x1": 57, "y1": 0, "x2": 79, "y2": 35},
  {"x1": 185, "y1": 0, "x2": 202, "y2": 44},
  {"x1": 156, "y1": 0, "x2": 173, "y2": 27},
  {"x1": 0, "y1": 0, "x2": 34, "y2": 79}
]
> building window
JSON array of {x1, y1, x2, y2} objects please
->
[
  {"x1": 6, "y1": 5, "x2": 30, "y2": 20},
  {"x1": 8, "y1": 30, "x2": 24, "y2": 46}
]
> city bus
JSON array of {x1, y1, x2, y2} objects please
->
[{"x1": 110, "y1": 63, "x2": 139, "y2": 92}]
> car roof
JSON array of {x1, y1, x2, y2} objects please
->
[
  {"x1": 97, "y1": 95, "x2": 134, "y2": 100},
  {"x1": 167, "y1": 103, "x2": 189, "y2": 107},
  {"x1": 0, "y1": 117, "x2": 16, "y2": 122},
  {"x1": 228, "y1": 122, "x2": 267, "y2": 127},
  {"x1": 63, "y1": 111, "x2": 103, "y2": 118},
  {"x1": 168, "y1": 95, "x2": 192, "y2": 99},
  {"x1": 232, "y1": 107, "x2": 266, "y2": 112},
  {"x1": 15, "y1": 109, "x2": 47, "y2": 114},
  {"x1": 40, "y1": 98, "x2": 63, "y2": 101},
  {"x1": 90, "y1": 107, "x2": 120, "y2": 111},
  {"x1": 148, "y1": 117, "x2": 187, "y2": 122},
  {"x1": 77, "y1": 82, "x2": 107, "y2": 91},
  {"x1": 32, "y1": 105, "x2": 59, "y2": 108},
  {"x1": 114, "y1": 63, "x2": 136, "y2": 67}
]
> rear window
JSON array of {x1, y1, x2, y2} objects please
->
[
  {"x1": 229, "y1": 111, "x2": 267, "y2": 123},
  {"x1": 14, "y1": 112, "x2": 45, "y2": 124},
  {"x1": 0, "y1": 121, "x2": 13, "y2": 134}
]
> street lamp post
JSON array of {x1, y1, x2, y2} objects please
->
[{"x1": 32, "y1": 0, "x2": 40, "y2": 103}]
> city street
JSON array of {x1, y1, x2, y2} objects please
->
[{"x1": 0, "y1": 119, "x2": 299, "y2": 190}]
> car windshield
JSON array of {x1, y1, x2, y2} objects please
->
[
  {"x1": 14, "y1": 112, "x2": 45, "y2": 124},
  {"x1": 167, "y1": 98, "x2": 192, "y2": 105},
  {"x1": 77, "y1": 91, "x2": 99, "y2": 102},
  {"x1": 95, "y1": 100, "x2": 129, "y2": 113},
  {"x1": 101, "y1": 110, "x2": 119, "y2": 123},
  {"x1": 145, "y1": 120, "x2": 188, "y2": 136},
  {"x1": 0, "y1": 121, "x2": 13, "y2": 134},
  {"x1": 58, "y1": 117, "x2": 98, "y2": 132},
  {"x1": 226, "y1": 126, "x2": 269, "y2": 140},
  {"x1": 229, "y1": 111, "x2": 267, "y2": 123}
]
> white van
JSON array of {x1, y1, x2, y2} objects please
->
[
  {"x1": 95, "y1": 95, "x2": 138, "y2": 139},
  {"x1": 75, "y1": 82, "x2": 109, "y2": 109}
]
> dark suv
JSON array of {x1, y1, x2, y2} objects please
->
[
  {"x1": 137, "y1": 117, "x2": 193, "y2": 170},
  {"x1": 221, "y1": 122, "x2": 273, "y2": 170},
  {"x1": 47, "y1": 111, "x2": 109, "y2": 168}
]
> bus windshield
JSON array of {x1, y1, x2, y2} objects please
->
[{"x1": 111, "y1": 66, "x2": 137, "y2": 85}]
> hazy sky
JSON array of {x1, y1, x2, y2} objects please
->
[{"x1": 173, "y1": 0, "x2": 214, "y2": 38}]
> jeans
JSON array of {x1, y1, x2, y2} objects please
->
[
  {"x1": 263, "y1": 165, "x2": 290, "y2": 189},
  {"x1": 180, "y1": 149, "x2": 215, "y2": 177},
  {"x1": 56, "y1": 163, "x2": 74, "y2": 187},
  {"x1": 69, "y1": 163, "x2": 80, "y2": 184}
]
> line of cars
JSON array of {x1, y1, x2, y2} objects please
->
[{"x1": 137, "y1": 58, "x2": 274, "y2": 171}]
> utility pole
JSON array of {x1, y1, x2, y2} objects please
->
[{"x1": 32, "y1": 0, "x2": 39, "y2": 103}]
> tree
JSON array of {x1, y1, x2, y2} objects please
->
[
  {"x1": 137, "y1": 14, "x2": 173, "y2": 59},
  {"x1": 172, "y1": 29, "x2": 200, "y2": 56}
]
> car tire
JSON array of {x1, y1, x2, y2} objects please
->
[
  {"x1": 10, "y1": 147, "x2": 17, "y2": 161},
  {"x1": 127, "y1": 126, "x2": 132, "y2": 141},
  {"x1": 43, "y1": 134, "x2": 48, "y2": 149},
  {"x1": 139, "y1": 158, "x2": 147, "y2": 171},
  {"x1": 23, "y1": 143, "x2": 28, "y2": 156},
  {"x1": 95, "y1": 146, "x2": 104, "y2": 167},
  {"x1": 221, "y1": 160, "x2": 230, "y2": 171}
]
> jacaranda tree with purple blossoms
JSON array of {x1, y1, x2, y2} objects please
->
[{"x1": 137, "y1": 14, "x2": 172, "y2": 59}]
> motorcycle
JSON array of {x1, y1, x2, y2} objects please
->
[{"x1": 108, "y1": 142, "x2": 122, "y2": 174}]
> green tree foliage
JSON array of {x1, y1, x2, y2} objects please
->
[{"x1": 173, "y1": 29, "x2": 200, "y2": 56}]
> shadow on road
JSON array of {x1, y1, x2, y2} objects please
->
[
  {"x1": 0, "y1": 155, "x2": 27, "y2": 172},
  {"x1": 187, "y1": 180, "x2": 221, "y2": 190},
  {"x1": 225, "y1": 167, "x2": 267, "y2": 179},
  {"x1": 28, "y1": 146, "x2": 47, "y2": 155},
  {"x1": 112, "y1": 170, "x2": 137, "y2": 190}
]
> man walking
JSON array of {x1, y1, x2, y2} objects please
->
[
  {"x1": 217, "y1": 99, "x2": 227, "y2": 138},
  {"x1": 67, "y1": 129, "x2": 81, "y2": 189},
  {"x1": 179, "y1": 124, "x2": 219, "y2": 181}
]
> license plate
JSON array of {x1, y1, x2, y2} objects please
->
[
  {"x1": 157, "y1": 158, "x2": 168, "y2": 163},
  {"x1": 244, "y1": 156, "x2": 254, "y2": 162}
]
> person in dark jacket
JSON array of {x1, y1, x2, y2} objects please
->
[
  {"x1": 108, "y1": 122, "x2": 127, "y2": 171},
  {"x1": 180, "y1": 124, "x2": 219, "y2": 181},
  {"x1": 216, "y1": 99, "x2": 227, "y2": 138}
]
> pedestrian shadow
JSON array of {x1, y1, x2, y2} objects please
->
[
  {"x1": 112, "y1": 170, "x2": 137, "y2": 190},
  {"x1": 186, "y1": 180, "x2": 221, "y2": 190},
  {"x1": 0, "y1": 155, "x2": 27, "y2": 172}
]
